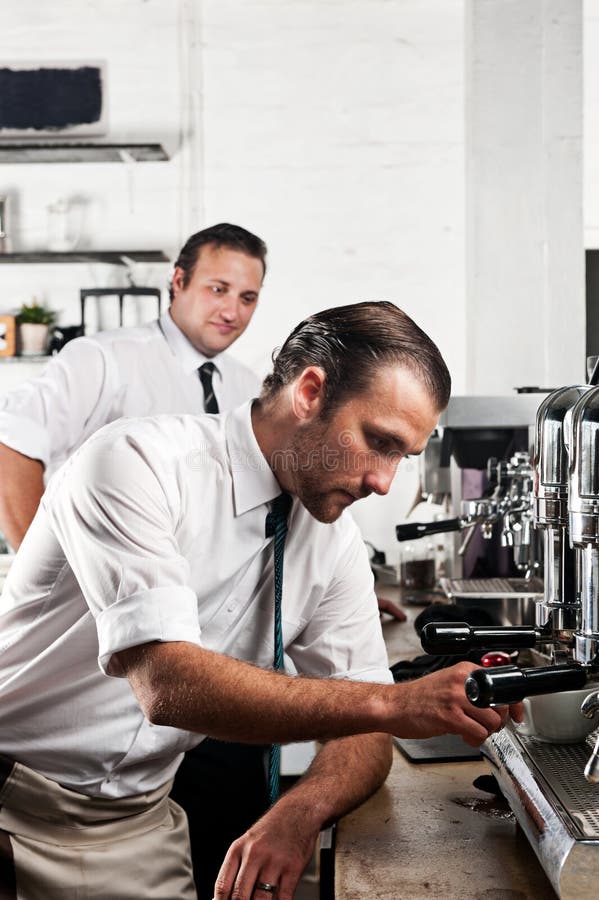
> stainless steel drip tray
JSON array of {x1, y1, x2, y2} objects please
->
[
  {"x1": 516, "y1": 730, "x2": 599, "y2": 840},
  {"x1": 441, "y1": 576, "x2": 544, "y2": 599}
]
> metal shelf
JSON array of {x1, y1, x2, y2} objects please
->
[
  {"x1": 0, "y1": 356, "x2": 48, "y2": 364},
  {"x1": 0, "y1": 251, "x2": 169, "y2": 265},
  {"x1": 0, "y1": 143, "x2": 169, "y2": 164}
]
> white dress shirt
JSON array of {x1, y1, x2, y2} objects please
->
[
  {"x1": 0, "y1": 403, "x2": 391, "y2": 799},
  {"x1": 0, "y1": 311, "x2": 260, "y2": 476}
]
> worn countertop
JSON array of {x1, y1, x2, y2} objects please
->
[{"x1": 334, "y1": 590, "x2": 556, "y2": 899}]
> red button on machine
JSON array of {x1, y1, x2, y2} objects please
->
[{"x1": 480, "y1": 651, "x2": 512, "y2": 668}]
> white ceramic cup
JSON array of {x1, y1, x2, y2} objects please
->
[{"x1": 514, "y1": 687, "x2": 599, "y2": 743}]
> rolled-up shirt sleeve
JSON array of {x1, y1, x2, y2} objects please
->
[
  {"x1": 0, "y1": 338, "x2": 111, "y2": 469},
  {"x1": 43, "y1": 427, "x2": 202, "y2": 675}
]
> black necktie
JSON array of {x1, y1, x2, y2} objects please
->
[
  {"x1": 265, "y1": 492, "x2": 292, "y2": 805},
  {"x1": 198, "y1": 362, "x2": 219, "y2": 413}
]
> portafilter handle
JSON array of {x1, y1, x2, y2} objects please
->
[
  {"x1": 421, "y1": 622, "x2": 542, "y2": 656},
  {"x1": 395, "y1": 518, "x2": 462, "y2": 542},
  {"x1": 464, "y1": 663, "x2": 588, "y2": 708},
  {"x1": 581, "y1": 691, "x2": 599, "y2": 783}
]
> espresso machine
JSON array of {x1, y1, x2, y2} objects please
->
[
  {"x1": 397, "y1": 394, "x2": 546, "y2": 621},
  {"x1": 419, "y1": 384, "x2": 599, "y2": 898}
]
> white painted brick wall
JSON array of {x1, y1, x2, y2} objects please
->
[
  {"x1": 0, "y1": 0, "x2": 467, "y2": 557},
  {"x1": 584, "y1": 0, "x2": 599, "y2": 247},
  {"x1": 465, "y1": 0, "x2": 585, "y2": 394},
  {"x1": 197, "y1": 0, "x2": 465, "y2": 561},
  {"x1": 199, "y1": 0, "x2": 467, "y2": 388},
  {"x1": 0, "y1": 0, "x2": 467, "y2": 392},
  {"x1": 0, "y1": 0, "x2": 186, "y2": 326}
]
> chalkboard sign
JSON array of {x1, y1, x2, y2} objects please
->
[{"x1": 0, "y1": 62, "x2": 107, "y2": 137}]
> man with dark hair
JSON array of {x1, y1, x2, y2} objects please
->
[
  {"x1": 0, "y1": 222, "x2": 267, "y2": 895},
  {"x1": 0, "y1": 222, "x2": 265, "y2": 550},
  {"x1": 0, "y1": 301, "x2": 522, "y2": 899},
  {"x1": 261, "y1": 300, "x2": 451, "y2": 412},
  {"x1": 169, "y1": 222, "x2": 267, "y2": 303}
]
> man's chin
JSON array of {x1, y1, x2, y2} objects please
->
[
  {"x1": 302, "y1": 497, "x2": 346, "y2": 524},
  {"x1": 195, "y1": 332, "x2": 239, "y2": 356}
]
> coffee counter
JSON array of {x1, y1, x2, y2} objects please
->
[{"x1": 334, "y1": 591, "x2": 557, "y2": 899}]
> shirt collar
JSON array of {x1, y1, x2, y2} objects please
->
[
  {"x1": 159, "y1": 310, "x2": 224, "y2": 379},
  {"x1": 225, "y1": 401, "x2": 283, "y2": 516}
]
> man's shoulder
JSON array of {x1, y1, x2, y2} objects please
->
[
  {"x1": 218, "y1": 353, "x2": 262, "y2": 402},
  {"x1": 219, "y1": 352, "x2": 260, "y2": 380},
  {"x1": 87, "y1": 320, "x2": 161, "y2": 350},
  {"x1": 91, "y1": 410, "x2": 218, "y2": 447},
  {"x1": 105, "y1": 410, "x2": 228, "y2": 458},
  {"x1": 60, "y1": 412, "x2": 223, "y2": 484}
]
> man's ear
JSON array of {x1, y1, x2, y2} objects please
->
[
  {"x1": 170, "y1": 266, "x2": 185, "y2": 299},
  {"x1": 292, "y1": 367, "x2": 327, "y2": 421}
]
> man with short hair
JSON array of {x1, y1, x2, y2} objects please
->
[
  {"x1": 0, "y1": 222, "x2": 265, "y2": 550},
  {"x1": 0, "y1": 301, "x2": 522, "y2": 899},
  {"x1": 0, "y1": 222, "x2": 268, "y2": 895}
]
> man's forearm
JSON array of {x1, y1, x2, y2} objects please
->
[
  {"x1": 213, "y1": 733, "x2": 392, "y2": 900},
  {"x1": 118, "y1": 641, "x2": 386, "y2": 743},
  {"x1": 0, "y1": 444, "x2": 44, "y2": 549},
  {"x1": 281, "y1": 733, "x2": 392, "y2": 831},
  {"x1": 117, "y1": 640, "x2": 517, "y2": 748}
]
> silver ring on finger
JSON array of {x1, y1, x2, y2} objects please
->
[{"x1": 255, "y1": 882, "x2": 278, "y2": 894}]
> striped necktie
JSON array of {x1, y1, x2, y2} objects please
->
[
  {"x1": 265, "y1": 492, "x2": 292, "y2": 805},
  {"x1": 198, "y1": 362, "x2": 219, "y2": 413}
]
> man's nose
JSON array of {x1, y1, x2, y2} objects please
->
[
  {"x1": 362, "y1": 460, "x2": 398, "y2": 496},
  {"x1": 218, "y1": 294, "x2": 239, "y2": 323}
]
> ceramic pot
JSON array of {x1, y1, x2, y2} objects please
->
[{"x1": 19, "y1": 322, "x2": 49, "y2": 356}]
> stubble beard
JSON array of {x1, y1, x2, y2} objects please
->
[{"x1": 288, "y1": 422, "x2": 359, "y2": 524}]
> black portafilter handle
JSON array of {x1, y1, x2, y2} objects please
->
[
  {"x1": 396, "y1": 518, "x2": 462, "y2": 542},
  {"x1": 421, "y1": 622, "x2": 542, "y2": 656},
  {"x1": 465, "y1": 664, "x2": 588, "y2": 707}
]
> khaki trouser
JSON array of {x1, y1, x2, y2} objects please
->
[{"x1": 0, "y1": 757, "x2": 196, "y2": 900}]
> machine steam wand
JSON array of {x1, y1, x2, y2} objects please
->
[{"x1": 396, "y1": 452, "x2": 537, "y2": 574}]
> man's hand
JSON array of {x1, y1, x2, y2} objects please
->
[
  {"x1": 377, "y1": 595, "x2": 407, "y2": 622},
  {"x1": 213, "y1": 801, "x2": 317, "y2": 900},
  {"x1": 392, "y1": 661, "x2": 524, "y2": 747},
  {"x1": 213, "y1": 732, "x2": 390, "y2": 900}
]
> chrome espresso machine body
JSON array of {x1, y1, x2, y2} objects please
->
[
  {"x1": 397, "y1": 394, "x2": 546, "y2": 621},
  {"x1": 419, "y1": 385, "x2": 599, "y2": 898}
]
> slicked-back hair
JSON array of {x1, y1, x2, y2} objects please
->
[
  {"x1": 260, "y1": 301, "x2": 451, "y2": 414},
  {"x1": 169, "y1": 223, "x2": 267, "y2": 301}
]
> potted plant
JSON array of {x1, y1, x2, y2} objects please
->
[{"x1": 16, "y1": 303, "x2": 57, "y2": 356}]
